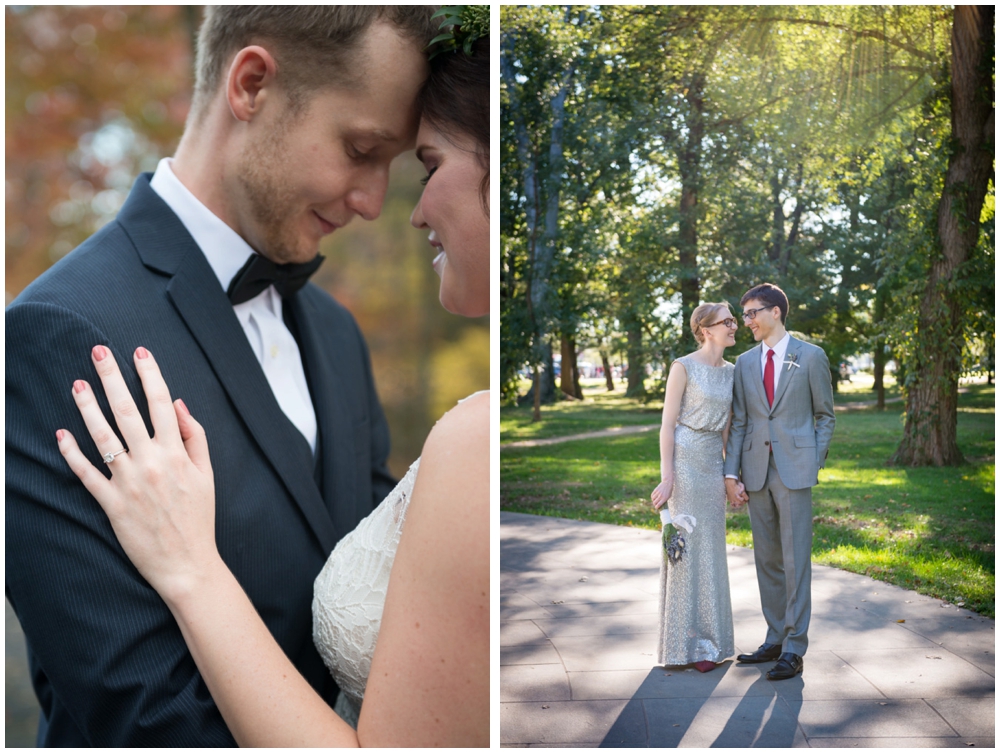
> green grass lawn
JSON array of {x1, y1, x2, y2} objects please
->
[
  {"x1": 500, "y1": 383, "x2": 996, "y2": 617},
  {"x1": 502, "y1": 373, "x2": 907, "y2": 442}
]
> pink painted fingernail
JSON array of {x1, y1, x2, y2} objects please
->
[
  {"x1": 73, "y1": 380, "x2": 86, "y2": 394},
  {"x1": 176, "y1": 398, "x2": 190, "y2": 416},
  {"x1": 136, "y1": 346, "x2": 150, "y2": 360},
  {"x1": 56, "y1": 429, "x2": 65, "y2": 442},
  {"x1": 92, "y1": 345, "x2": 108, "y2": 361}
]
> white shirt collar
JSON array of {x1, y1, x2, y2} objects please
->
[
  {"x1": 148, "y1": 158, "x2": 256, "y2": 294},
  {"x1": 760, "y1": 331, "x2": 791, "y2": 362}
]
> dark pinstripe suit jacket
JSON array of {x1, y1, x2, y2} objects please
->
[{"x1": 5, "y1": 174, "x2": 395, "y2": 746}]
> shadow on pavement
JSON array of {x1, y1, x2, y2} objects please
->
[{"x1": 599, "y1": 665, "x2": 803, "y2": 747}]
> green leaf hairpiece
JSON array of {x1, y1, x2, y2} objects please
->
[{"x1": 428, "y1": 5, "x2": 489, "y2": 59}]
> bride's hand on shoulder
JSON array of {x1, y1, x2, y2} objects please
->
[{"x1": 56, "y1": 345, "x2": 220, "y2": 604}]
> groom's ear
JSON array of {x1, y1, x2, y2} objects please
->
[{"x1": 226, "y1": 45, "x2": 279, "y2": 122}]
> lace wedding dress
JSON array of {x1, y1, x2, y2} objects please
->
[
  {"x1": 312, "y1": 458, "x2": 419, "y2": 728},
  {"x1": 311, "y1": 389, "x2": 486, "y2": 728}
]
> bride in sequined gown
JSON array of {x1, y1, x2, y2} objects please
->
[{"x1": 651, "y1": 303, "x2": 740, "y2": 672}]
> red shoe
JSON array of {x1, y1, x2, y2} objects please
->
[{"x1": 694, "y1": 660, "x2": 717, "y2": 673}]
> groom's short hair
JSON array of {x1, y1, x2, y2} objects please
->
[
  {"x1": 741, "y1": 283, "x2": 789, "y2": 323},
  {"x1": 190, "y1": 6, "x2": 437, "y2": 120}
]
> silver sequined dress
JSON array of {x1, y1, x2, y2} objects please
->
[{"x1": 657, "y1": 356, "x2": 735, "y2": 665}]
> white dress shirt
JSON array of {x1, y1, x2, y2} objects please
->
[
  {"x1": 758, "y1": 331, "x2": 791, "y2": 393},
  {"x1": 150, "y1": 158, "x2": 317, "y2": 452}
]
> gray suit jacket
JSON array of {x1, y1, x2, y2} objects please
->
[{"x1": 724, "y1": 336, "x2": 835, "y2": 492}]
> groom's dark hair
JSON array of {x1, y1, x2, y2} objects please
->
[
  {"x1": 741, "y1": 283, "x2": 789, "y2": 324},
  {"x1": 190, "y1": 6, "x2": 438, "y2": 120}
]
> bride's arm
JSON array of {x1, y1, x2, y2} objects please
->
[
  {"x1": 58, "y1": 346, "x2": 487, "y2": 747},
  {"x1": 58, "y1": 346, "x2": 359, "y2": 746},
  {"x1": 358, "y1": 390, "x2": 489, "y2": 746},
  {"x1": 651, "y1": 361, "x2": 686, "y2": 510}
]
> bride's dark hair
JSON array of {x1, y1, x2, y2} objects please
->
[{"x1": 418, "y1": 36, "x2": 489, "y2": 209}]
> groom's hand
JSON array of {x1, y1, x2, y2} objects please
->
[{"x1": 725, "y1": 478, "x2": 748, "y2": 507}]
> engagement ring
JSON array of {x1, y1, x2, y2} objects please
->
[{"x1": 102, "y1": 449, "x2": 127, "y2": 464}]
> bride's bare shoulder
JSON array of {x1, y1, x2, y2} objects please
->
[
  {"x1": 415, "y1": 390, "x2": 489, "y2": 507},
  {"x1": 362, "y1": 393, "x2": 488, "y2": 744},
  {"x1": 429, "y1": 390, "x2": 489, "y2": 447}
]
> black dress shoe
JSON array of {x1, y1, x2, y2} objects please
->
[
  {"x1": 766, "y1": 652, "x2": 803, "y2": 680},
  {"x1": 736, "y1": 643, "x2": 782, "y2": 663}
]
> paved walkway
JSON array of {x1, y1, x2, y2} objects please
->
[
  {"x1": 500, "y1": 512, "x2": 995, "y2": 747},
  {"x1": 502, "y1": 424, "x2": 659, "y2": 450}
]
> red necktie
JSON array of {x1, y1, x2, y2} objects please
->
[{"x1": 764, "y1": 349, "x2": 775, "y2": 407}]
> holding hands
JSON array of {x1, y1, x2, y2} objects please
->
[
  {"x1": 56, "y1": 345, "x2": 220, "y2": 605},
  {"x1": 725, "y1": 477, "x2": 749, "y2": 507}
]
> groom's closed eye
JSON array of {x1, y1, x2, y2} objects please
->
[{"x1": 346, "y1": 143, "x2": 375, "y2": 162}]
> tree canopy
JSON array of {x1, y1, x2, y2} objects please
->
[{"x1": 501, "y1": 5, "x2": 994, "y2": 465}]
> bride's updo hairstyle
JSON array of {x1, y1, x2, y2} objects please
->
[
  {"x1": 418, "y1": 33, "x2": 489, "y2": 210},
  {"x1": 691, "y1": 302, "x2": 732, "y2": 344}
]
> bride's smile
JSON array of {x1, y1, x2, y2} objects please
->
[{"x1": 411, "y1": 124, "x2": 489, "y2": 317}]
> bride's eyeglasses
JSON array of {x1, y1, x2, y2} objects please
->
[{"x1": 705, "y1": 318, "x2": 738, "y2": 329}]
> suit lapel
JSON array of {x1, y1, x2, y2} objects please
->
[
  {"x1": 748, "y1": 344, "x2": 769, "y2": 410},
  {"x1": 118, "y1": 174, "x2": 338, "y2": 554},
  {"x1": 769, "y1": 337, "x2": 801, "y2": 413},
  {"x1": 288, "y1": 291, "x2": 354, "y2": 522}
]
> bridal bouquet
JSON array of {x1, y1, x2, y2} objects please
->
[{"x1": 660, "y1": 509, "x2": 697, "y2": 565}]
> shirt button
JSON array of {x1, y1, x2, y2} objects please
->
[{"x1": 270, "y1": 345, "x2": 279, "y2": 359}]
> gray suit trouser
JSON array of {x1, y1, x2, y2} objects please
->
[{"x1": 747, "y1": 452, "x2": 813, "y2": 656}]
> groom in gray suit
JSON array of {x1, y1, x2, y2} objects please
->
[{"x1": 723, "y1": 283, "x2": 835, "y2": 680}]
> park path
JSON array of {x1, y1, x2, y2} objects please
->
[
  {"x1": 500, "y1": 395, "x2": 905, "y2": 450},
  {"x1": 500, "y1": 512, "x2": 995, "y2": 747}
]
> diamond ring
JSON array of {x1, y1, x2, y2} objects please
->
[{"x1": 102, "y1": 449, "x2": 127, "y2": 464}]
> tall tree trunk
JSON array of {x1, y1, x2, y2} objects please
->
[
  {"x1": 560, "y1": 332, "x2": 575, "y2": 398},
  {"x1": 769, "y1": 169, "x2": 784, "y2": 264},
  {"x1": 532, "y1": 364, "x2": 542, "y2": 422},
  {"x1": 570, "y1": 336, "x2": 583, "y2": 399},
  {"x1": 892, "y1": 5, "x2": 994, "y2": 466},
  {"x1": 625, "y1": 314, "x2": 646, "y2": 398},
  {"x1": 676, "y1": 74, "x2": 705, "y2": 353},
  {"x1": 600, "y1": 350, "x2": 615, "y2": 391},
  {"x1": 502, "y1": 33, "x2": 574, "y2": 410},
  {"x1": 872, "y1": 285, "x2": 888, "y2": 410},
  {"x1": 780, "y1": 163, "x2": 805, "y2": 276}
]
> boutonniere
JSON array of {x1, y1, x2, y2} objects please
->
[{"x1": 783, "y1": 354, "x2": 801, "y2": 372}]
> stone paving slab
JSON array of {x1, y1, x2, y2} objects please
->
[{"x1": 500, "y1": 512, "x2": 995, "y2": 748}]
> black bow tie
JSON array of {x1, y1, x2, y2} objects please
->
[{"x1": 226, "y1": 253, "x2": 325, "y2": 305}]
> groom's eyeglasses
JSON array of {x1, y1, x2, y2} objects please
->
[
  {"x1": 705, "y1": 318, "x2": 738, "y2": 329},
  {"x1": 742, "y1": 306, "x2": 773, "y2": 321}
]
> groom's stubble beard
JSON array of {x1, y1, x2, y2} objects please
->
[{"x1": 235, "y1": 120, "x2": 308, "y2": 264}]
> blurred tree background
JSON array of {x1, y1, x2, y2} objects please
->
[{"x1": 6, "y1": 5, "x2": 489, "y2": 474}]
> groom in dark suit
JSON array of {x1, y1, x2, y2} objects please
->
[{"x1": 6, "y1": 7, "x2": 437, "y2": 746}]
